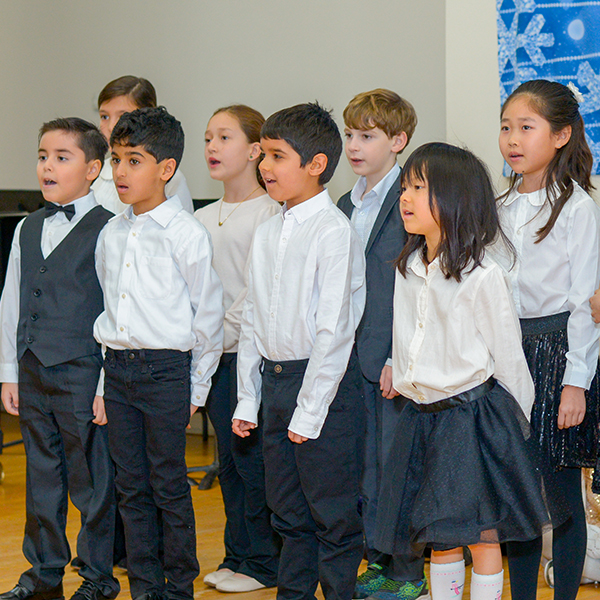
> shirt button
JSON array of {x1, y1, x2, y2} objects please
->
[
  {"x1": 132, "y1": 232, "x2": 137, "y2": 237},
  {"x1": 418, "y1": 323, "x2": 423, "y2": 328},
  {"x1": 270, "y1": 312, "x2": 275, "y2": 318},
  {"x1": 282, "y1": 238, "x2": 287, "y2": 243},
  {"x1": 196, "y1": 395, "x2": 201, "y2": 400},
  {"x1": 120, "y1": 326, "x2": 124, "y2": 332},
  {"x1": 122, "y1": 293, "x2": 126, "y2": 299},
  {"x1": 408, "y1": 365, "x2": 413, "y2": 371},
  {"x1": 197, "y1": 370, "x2": 202, "y2": 376},
  {"x1": 275, "y1": 274, "x2": 279, "y2": 280},
  {"x1": 126, "y1": 263, "x2": 131, "y2": 267},
  {"x1": 418, "y1": 395, "x2": 425, "y2": 401}
]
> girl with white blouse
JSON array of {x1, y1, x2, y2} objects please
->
[
  {"x1": 498, "y1": 79, "x2": 600, "y2": 600},
  {"x1": 92, "y1": 75, "x2": 194, "y2": 214},
  {"x1": 375, "y1": 143, "x2": 560, "y2": 600},
  {"x1": 194, "y1": 105, "x2": 280, "y2": 594}
]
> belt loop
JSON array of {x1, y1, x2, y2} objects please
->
[
  {"x1": 139, "y1": 349, "x2": 148, "y2": 374},
  {"x1": 259, "y1": 359, "x2": 265, "y2": 375}
]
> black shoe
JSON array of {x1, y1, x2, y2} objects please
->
[
  {"x1": 69, "y1": 582, "x2": 108, "y2": 600},
  {"x1": 70, "y1": 557, "x2": 85, "y2": 570},
  {"x1": 0, "y1": 584, "x2": 64, "y2": 600},
  {"x1": 134, "y1": 594, "x2": 163, "y2": 600}
]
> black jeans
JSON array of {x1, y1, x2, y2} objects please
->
[
  {"x1": 261, "y1": 351, "x2": 365, "y2": 600},
  {"x1": 205, "y1": 353, "x2": 279, "y2": 585},
  {"x1": 104, "y1": 348, "x2": 199, "y2": 600},
  {"x1": 18, "y1": 350, "x2": 119, "y2": 598}
]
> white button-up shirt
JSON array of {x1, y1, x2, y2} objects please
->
[
  {"x1": 234, "y1": 189, "x2": 366, "y2": 438},
  {"x1": 392, "y1": 252, "x2": 534, "y2": 419},
  {"x1": 349, "y1": 163, "x2": 400, "y2": 248},
  {"x1": 497, "y1": 183, "x2": 600, "y2": 389},
  {"x1": 0, "y1": 192, "x2": 100, "y2": 383},
  {"x1": 93, "y1": 195, "x2": 224, "y2": 406}
]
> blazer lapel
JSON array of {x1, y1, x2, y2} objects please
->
[{"x1": 365, "y1": 175, "x2": 401, "y2": 255}]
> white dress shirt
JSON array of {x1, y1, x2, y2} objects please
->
[
  {"x1": 496, "y1": 183, "x2": 600, "y2": 389},
  {"x1": 92, "y1": 160, "x2": 195, "y2": 215},
  {"x1": 392, "y1": 252, "x2": 535, "y2": 419},
  {"x1": 0, "y1": 192, "x2": 100, "y2": 383},
  {"x1": 233, "y1": 189, "x2": 366, "y2": 439},
  {"x1": 349, "y1": 163, "x2": 400, "y2": 249},
  {"x1": 195, "y1": 193, "x2": 280, "y2": 353},
  {"x1": 93, "y1": 195, "x2": 224, "y2": 406}
]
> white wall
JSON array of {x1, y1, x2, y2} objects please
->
[{"x1": 0, "y1": 0, "x2": 446, "y2": 202}]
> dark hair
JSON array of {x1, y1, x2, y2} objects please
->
[
  {"x1": 110, "y1": 107, "x2": 184, "y2": 171},
  {"x1": 212, "y1": 104, "x2": 266, "y2": 188},
  {"x1": 39, "y1": 117, "x2": 108, "y2": 164},
  {"x1": 499, "y1": 79, "x2": 594, "y2": 242},
  {"x1": 261, "y1": 102, "x2": 342, "y2": 184},
  {"x1": 97, "y1": 75, "x2": 157, "y2": 110},
  {"x1": 396, "y1": 142, "x2": 511, "y2": 282}
]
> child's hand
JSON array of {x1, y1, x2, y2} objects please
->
[
  {"x1": 590, "y1": 287, "x2": 600, "y2": 323},
  {"x1": 558, "y1": 385, "x2": 586, "y2": 429},
  {"x1": 1, "y1": 383, "x2": 19, "y2": 416},
  {"x1": 379, "y1": 365, "x2": 399, "y2": 399},
  {"x1": 288, "y1": 431, "x2": 308, "y2": 444},
  {"x1": 232, "y1": 418, "x2": 257, "y2": 438},
  {"x1": 92, "y1": 395, "x2": 108, "y2": 425}
]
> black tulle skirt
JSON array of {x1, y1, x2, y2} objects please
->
[
  {"x1": 375, "y1": 381, "x2": 568, "y2": 555},
  {"x1": 520, "y1": 315, "x2": 600, "y2": 472}
]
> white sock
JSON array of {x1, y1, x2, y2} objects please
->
[
  {"x1": 429, "y1": 559, "x2": 465, "y2": 599},
  {"x1": 470, "y1": 569, "x2": 504, "y2": 600}
]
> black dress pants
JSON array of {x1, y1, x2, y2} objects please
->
[
  {"x1": 261, "y1": 351, "x2": 365, "y2": 600},
  {"x1": 104, "y1": 348, "x2": 199, "y2": 600},
  {"x1": 18, "y1": 350, "x2": 119, "y2": 598}
]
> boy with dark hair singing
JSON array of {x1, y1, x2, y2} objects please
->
[
  {"x1": 0, "y1": 118, "x2": 119, "y2": 600},
  {"x1": 93, "y1": 107, "x2": 224, "y2": 600},
  {"x1": 232, "y1": 103, "x2": 366, "y2": 600}
]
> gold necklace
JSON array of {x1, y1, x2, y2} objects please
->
[{"x1": 218, "y1": 186, "x2": 261, "y2": 226}]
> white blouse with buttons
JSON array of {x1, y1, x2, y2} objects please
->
[{"x1": 392, "y1": 252, "x2": 534, "y2": 419}]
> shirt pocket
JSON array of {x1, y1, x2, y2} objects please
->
[{"x1": 138, "y1": 256, "x2": 172, "y2": 299}]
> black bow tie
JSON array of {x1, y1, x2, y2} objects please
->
[{"x1": 44, "y1": 201, "x2": 76, "y2": 221}]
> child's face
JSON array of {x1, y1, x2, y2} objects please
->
[
  {"x1": 204, "y1": 112, "x2": 259, "y2": 183},
  {"x1": 344, "y1": 126, "x2": 403, "y2": 182},
  {"x1": 37, "y1": 131, "x2": 99, "y2": 205},
  {"x1": 499, "y1": 96, "x2": 568, "y2": 189},
  {"x1": 259, "y1": 138, "x2": 319, "y2": 206},
  {"x1": 400, "y1": 175, "x2": 440, "y2": 246},
  {"x1": 99, "y1": 95, "x2": 139, "y2": 143},
  {"x1": 111, "y1": 142, "x2": 174, "y2": 214}
]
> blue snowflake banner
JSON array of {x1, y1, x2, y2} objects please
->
[{"x1": 497, "y1": 0, "x2": 600, "y2": 173}]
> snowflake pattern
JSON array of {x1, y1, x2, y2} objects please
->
[{"x1": 497, "y1": 0, "x2": 600, "y2": 173}]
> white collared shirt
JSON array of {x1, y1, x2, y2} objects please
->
[
  {"x1": 392, "y1": 253, "x2": 534, "y2": 419},
  {"x1": 233, "y1": 189, "x2": 366, "y2": 438},
  {"x1": 496, "y1": 183, "x2": 600, "y2": 389},
  {"x1": 93, "y1": 195, "x2": 224, "y2": 406},
  {"x1": 0, "y1": 192, "x2": 100, "y2": 383},
  {"x1": 350, "y1": 163, "x2": 400, "y2": 248},
  {"x1": 92, "y1": 160, "x2": 195, "y2": 215}
]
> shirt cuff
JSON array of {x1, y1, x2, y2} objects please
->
[
  {"x1": 562, "y1": 363, "x2": 593, "y2": 390},
  {"x1": 191, "y1": 381, "x2": 210, "y2": 407},
  {"x1": 385, "y1": 358, "x2": 392, "y2": 368},
  {"x1": 288, "y1": 406, "x2": 326, "y2": 440},
  {"x1": 0, "y1": 363, "x2": 18, "y2": 383},
  {"x1": 232, "y1": 398, "x2": 259, "y2": 426}
]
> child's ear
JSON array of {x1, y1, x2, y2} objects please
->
[
  {"x1": 86, "y1": 159, "x2": 102, "y2": 182},
  {"x1": 391, "y1": 132, "x2": 408, "y2": 153},
  {"x1": 160, "y1": 158, "x2": 177, "y2": 181},
  {"x1": 308, "y1": 153, "x2": 328, "y2": 178},
  {"x1": 555, "y1": 125, "x2": 572, "y2": 149},
  {"x1": 249, "y1": 142, "x2": 261, "y2": 162}
]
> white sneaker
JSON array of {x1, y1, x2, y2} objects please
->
[
  {"x1": 216, "y1": 574, "x2": 266, "y2": 593},
  {"x1": 203, "y1": 569, "x2": 234, "y2": 588}
]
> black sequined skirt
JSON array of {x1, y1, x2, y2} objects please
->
[
  {"x1": 520, "y1": 312, "x2": 600, "y2": 471},
  {"x1": 375, "y1": 381, "x2": 566, "y2": 555}
]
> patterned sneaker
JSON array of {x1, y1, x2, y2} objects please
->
[
  {"x1": 353, "y1": 563, "x2": 389, "y2": 599},
  {"x1": 365, "y1": 577, "x2": 431, "y2": 600}
]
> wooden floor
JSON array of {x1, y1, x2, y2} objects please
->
[{"x1": 1, "y1": 413, "x2": 598, "y2": 599}]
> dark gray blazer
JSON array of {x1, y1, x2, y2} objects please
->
[{"x1": 337, "y1": 174, "x2": 407, "y2": 382}]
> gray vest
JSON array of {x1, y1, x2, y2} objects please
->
[{"x1": 17, "y1": 206, "x2": 112, "y2": 367}]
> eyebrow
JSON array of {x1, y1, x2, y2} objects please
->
[
  {"x1": 38, "y1": 147, "x2": 74, "y2": 154},
  {"x1": 112, "y1": 149, "x2": 145, "y2": 157},
  {"x1": 501, "y1": 116, "x2": 536, "y2": 123}
]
